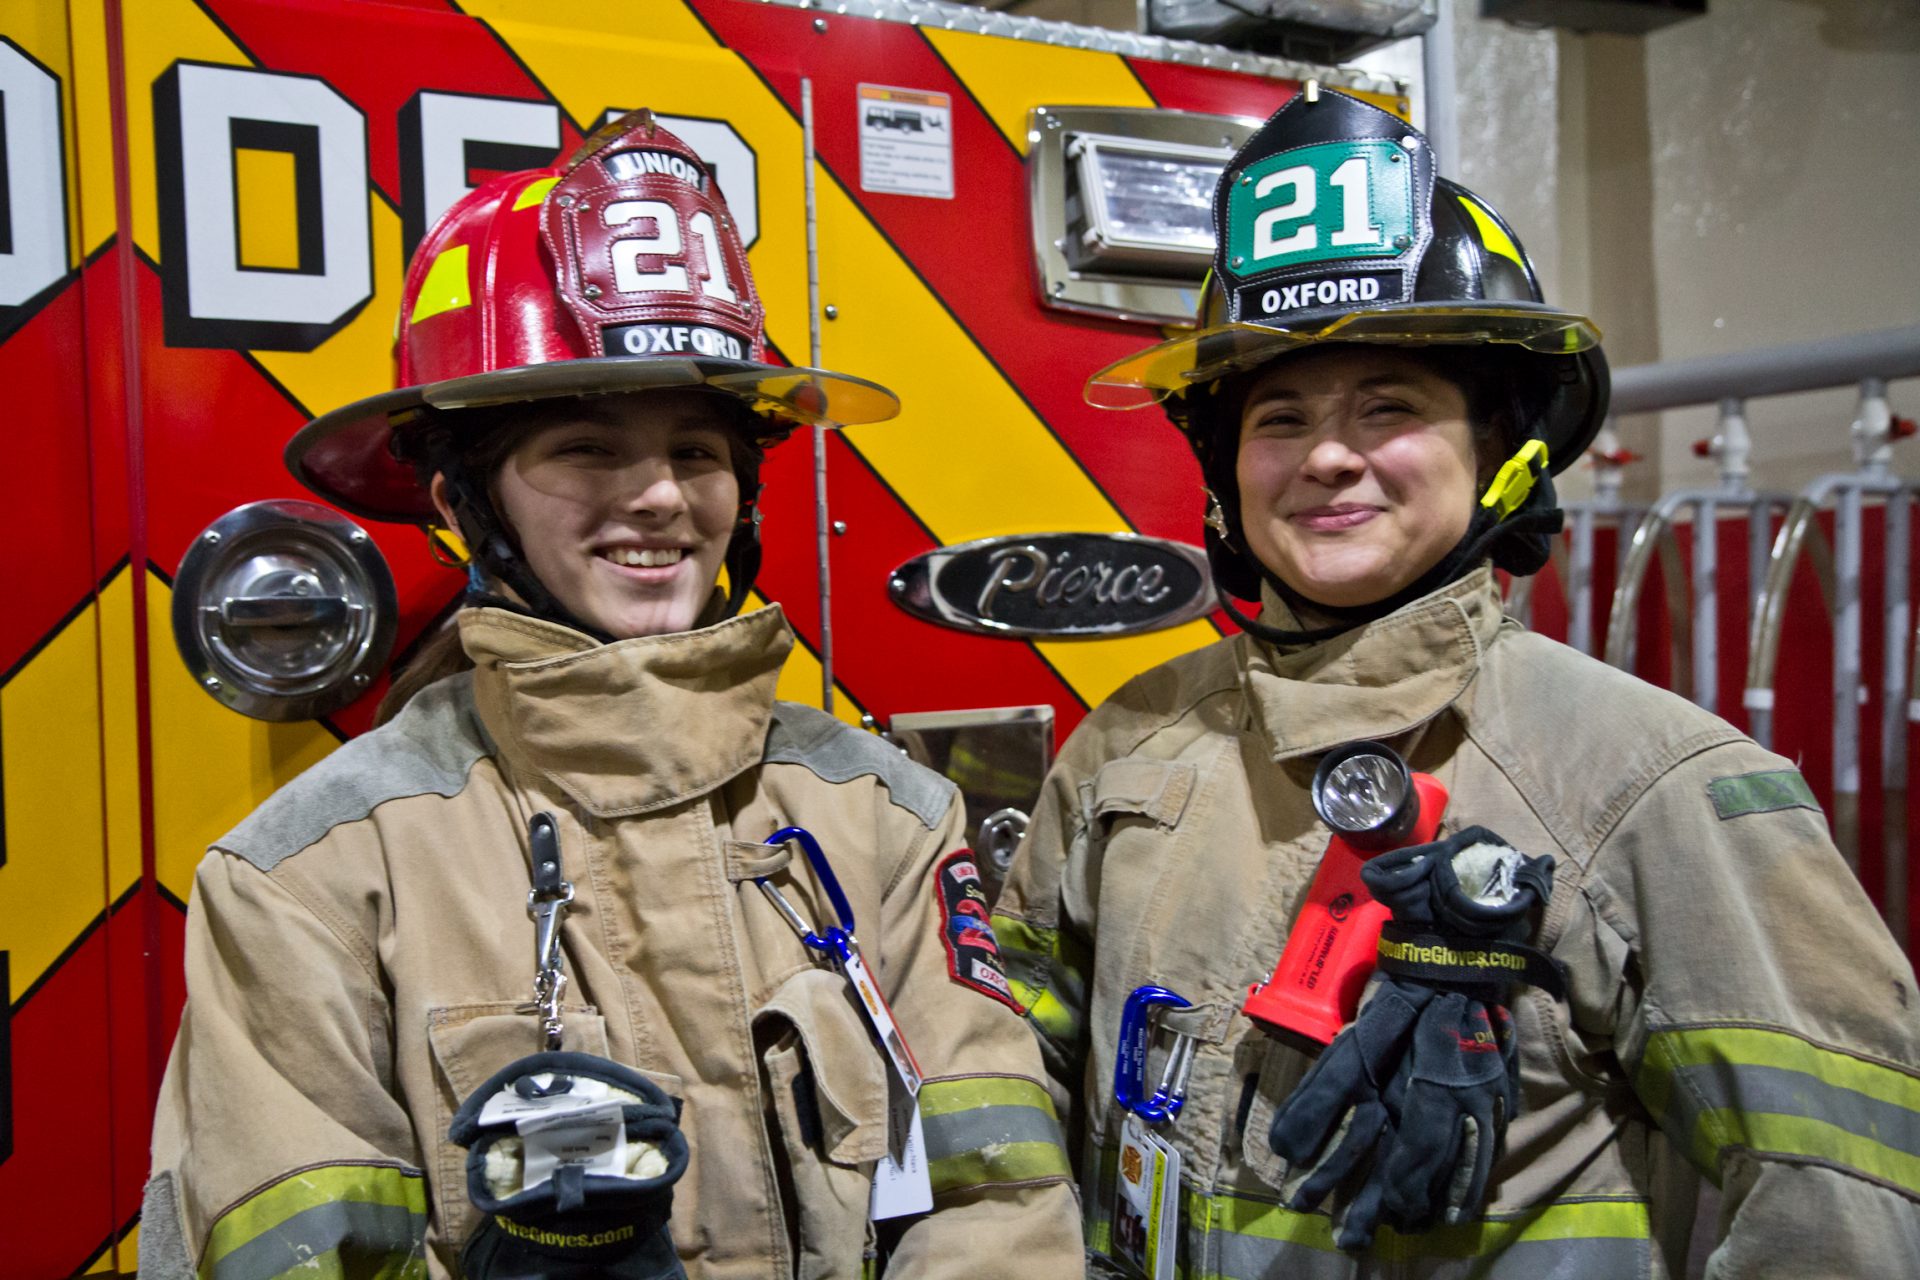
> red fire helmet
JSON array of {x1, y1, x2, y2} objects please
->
[{"x1": 287, "y1": 110, "x2": 899, "y2": 523}]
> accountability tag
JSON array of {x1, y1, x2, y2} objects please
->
[
  {"x1": 1112, "y1": 1115, "x2": 1179, "y2": 1279},
  {"x1": 842, "y1": 945, "x2": 934, "y2": 1219},
  {"x1": 475, "y1": 1074, "x2": 614, "y2": 1127},
  {"x1": 518, "y1": 1100, "x2": 627, "y2": 1191},
  {"x1": 1148, "y1": 1130, "x2": 1180, "y2": 1280}
]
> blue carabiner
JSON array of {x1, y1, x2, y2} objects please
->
[
  {"x1": 758, "y1": 825, "x2": 857, "y2": 961},
  {"x1": 1115, "y1": 985, "x2": 1193, "y2": 1123}
]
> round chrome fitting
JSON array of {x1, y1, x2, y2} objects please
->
[{"x1": 172, "y1": 500, "x2": 398, "y2": 722}]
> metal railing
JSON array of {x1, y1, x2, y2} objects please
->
[
  {"x1": 1505, "y1": 431, "x2": 1645, "y2": 652},
  {"x1": 1603, "y1": 400, "x2": 1798, "y2": 715},
  {"x1": 1604, "y1": 326, "x2": 1920, "y2": 940}
]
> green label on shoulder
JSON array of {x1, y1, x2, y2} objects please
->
[{"x1": 1707, "y1": 769, "x2": 1819, "y2": 820}]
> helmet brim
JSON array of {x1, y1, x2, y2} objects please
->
[
  {"x1": 287, "y1": 357, "x2": 900, "y2": 524},
  {"x1": 1085, "y1": 304, "x2": 1603, "y2": 410}
]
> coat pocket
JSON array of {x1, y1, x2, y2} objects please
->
[
  {"x1": 1087, "y1": 758, "x2": 1197, "y2": 832},
  {"x1": 425, "y1": 1002, "x2": 661, "y2": 1247},
  {"x1": 754, "y1": 966, "x2": 890, "y2": 1280},
  {"x1": 1239, "y1": 1031, "x2": 1314, "y2": 1194}
]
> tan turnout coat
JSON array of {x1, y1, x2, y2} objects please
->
[
  {"x1": 996, "y1": 567, "x2": 1920, "y2": 1278},
  {"x1": 143, "y1": 604, "x2": 1081, "y2": 1279}
]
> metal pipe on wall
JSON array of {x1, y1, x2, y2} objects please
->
[
  {"x1": 1610, "y1": 325, "x2": 1920, "y2": 415},
  {"x1": 802, "y1": 77, "x2": 835, "y2": 714},
  {"x1": 1420, "y1": 0, "x2": 1459, "y2": 177}
]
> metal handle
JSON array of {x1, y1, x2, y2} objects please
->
[
  {"x1": 216, "y1": 595, "x2": 352, "y2": 627},
  {"x1": 979, "y1": 807, "x2": 1031, "y2": 876}
]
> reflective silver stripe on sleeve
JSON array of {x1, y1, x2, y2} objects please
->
[
  {"x1": 208, "y1": 1199, "x2": 426, "y2": 1280},
  {"x1": 922, "y1": 1099, "x2": 1066, "y2": 1161},
  {"x1": 1667, "y1": 1061, "x2": 1920, "y2": 1161}
]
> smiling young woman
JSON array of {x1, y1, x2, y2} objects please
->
[
  {"x1": 144, "y1": 113, "x2": 1082, "y2": 1280},
  {"x1": 438, "y1": 391, "x2": 746, "y2": 642},
  {"x1": 1232, "y1": 347, "x2": 1481, "y2": 610}
]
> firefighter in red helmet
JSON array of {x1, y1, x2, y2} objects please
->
[{"x1": 142, "y1": 112, "x2": 1081, "y2": 1280}]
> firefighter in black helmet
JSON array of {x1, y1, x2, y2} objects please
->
[{"x1": 999, "y1": 88, "x2": 1920, "y2": 1279}]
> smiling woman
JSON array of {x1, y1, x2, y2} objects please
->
[
  {"x1": 144, "y1": 110, "x2": 1083, "y2": 1280},
  {"x1": 436, "y1": 391, "x2": 746, "y2": 642},
  {"x1": 1233, "y1": 348, "x2": 1480, "y2": 610},
  {"x1": 1000, "y1": 87, "x2": 1920, "y2": 1280}
]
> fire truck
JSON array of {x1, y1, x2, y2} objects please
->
[
  {"x1": 0, "y1": 0, "x2": 1415, "y2": 1271},
  {"x1": 15, "y1": 0, "x2": 1913, "y2": 1271}
]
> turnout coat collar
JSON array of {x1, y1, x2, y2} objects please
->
[
  {"x1": 1239, "y1": 565, "x2": 1506, "y2": 763},
  {"x1": 461, "y1": 603, "x2": 793, "y2": 819}
]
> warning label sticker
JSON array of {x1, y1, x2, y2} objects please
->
[{"x1": 858, "y1": 84, "x2": 953, "y2": 200}]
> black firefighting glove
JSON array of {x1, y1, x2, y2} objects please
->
[
  {"x1": 1361, "y1": 828, "x2": 1564, "y2": 1234},
  {"x1": 450, "y1": 1052, "x2": 690, "y2": 1280},
  {"x1": 1266, "y1": 978, "x2": 1424, "y2": 1250}
]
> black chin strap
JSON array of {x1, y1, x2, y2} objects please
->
[
  {"x1": 439, "y1": 457, "x2": 620, "y2": 644},
  {"x1": 1220, "y1": 464, "x2": 1563, "y2": 648}
]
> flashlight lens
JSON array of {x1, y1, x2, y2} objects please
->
[{"x1": 1317, "y1": 753, "x2": 1408, "y2": 833}]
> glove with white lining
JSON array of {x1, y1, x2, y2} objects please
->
[
  {"x1": 450, "y1": 1051, "x2": 690, "y2": 1280},
  {"x1": 1268, "y1": 827, "x2": 1563, "y2": 1248}
]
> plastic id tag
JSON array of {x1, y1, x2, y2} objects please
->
[
  {"x1": 1112, "y1": 1115, "x2": 1179, "y2": 1280},
  {"x1": 518, "y1": 1100, "x2": 627, "y2": 1191},
  {"x1": 843, "y1": 946, "x2": 934, "y2": 1220}
]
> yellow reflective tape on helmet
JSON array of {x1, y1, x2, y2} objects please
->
[
  {"x1": 1458, "y1": 193, "x2": 1526, "y2": 271},
  {"x1": 409, "y1": 244, "x2": 471, "y2": 324},
  {"x1": 202, "y1": 1162, "x2": 427, "y2": 1277},
  {"x1": 428, "y1": 526, "x2": 470, "y2": 565},
  {"x1": 512, "y1": 175, "x2": 560, "y2": 211},
  {"x1": 1480, "y1": 439, "x2": 1550, "y2": 519}
]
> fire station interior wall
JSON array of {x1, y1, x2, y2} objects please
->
[
  {"x1": 1051, "y1": 0, "x2": 1920, "y2": 500},
  {"x1": 1457, "y1": 0, "x2": 1920, "y2": 501}
]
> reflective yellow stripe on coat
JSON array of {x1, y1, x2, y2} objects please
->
[
  {"x1": 201, "y1": 1162, "x2": 428, "y2": 1279},
  {"x1": 1637, "y1": 1023, "x2": 1920, "y2": 1195},
  {"x1": 918, "y1": 1075, "x2": 1071, "y2": 1194},
  {"x1": 989, "y1": 913, "x2": 1087, "y2": 1043},
  {"x1": 1085, "y1": 1143, "x2": 1652, "y2": 1279}
]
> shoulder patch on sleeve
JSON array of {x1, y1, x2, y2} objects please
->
[
  {"x1": 1707, "y1": 769, "x2": 1821, "y2": 820},
  {"x1": 934, "y1": 850, "x2": 1023, "y2": 1012},
  {"x1": 764, "y1": 702, "x2": 957, "y2": 829}
]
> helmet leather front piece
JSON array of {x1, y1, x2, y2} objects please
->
[{"x1": 542, "y1": 121, "x2": 765, "y2": 364}]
